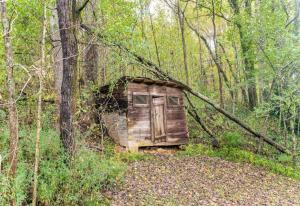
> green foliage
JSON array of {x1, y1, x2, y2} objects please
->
[
  {"x1": 277, "y1": 154, "x2": 293, "y2": 164},
  {"x1": 178, "y1": 144, "x2": 300, "y2": 180},
  {"x1": 223, "y1": 131, "x2": 245, "y2": 148},
  {"x1": 116, "y1": 151, "x2": 153, "y2": 163},
  {"x1": 38, "y1": 149, "x2": 126, "y2": 206},
  {"x1": 0, "y1": 126, "x2": 126, "y2": 206},
  {"x1": 102, "y1": 138, "x2": 117, "y2": 159}
]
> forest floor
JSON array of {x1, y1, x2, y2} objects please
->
[{"x1": 110, "y1": 155, "x2": 300, "y2": 206}]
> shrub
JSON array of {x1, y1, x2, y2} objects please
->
[
  {"x1": 223, "y1": 131, "x2": 245, "y2": 148},
  {"x1": 277, "y1": 154, "x2": 293, "y2": 164}
]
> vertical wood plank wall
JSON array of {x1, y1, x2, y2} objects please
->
[
  {"x1": 127, "y1": 83, "x2": 151, "y2": 142},
  {"x1": 99, "y1": 79, "x2": 189, "y2": 149},
  {"x1": 127, "y1": 83, "x2": 188, "y2": 146}
]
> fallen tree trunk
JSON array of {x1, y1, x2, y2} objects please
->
[
  {"x1": 133, "y1": 56, "x2": 290, "y2": 154},
  {"x1": 81, "y1": 24, "x2": 291, "y2": 155},
  {"x1": 184, "y1": 93, "x2": 220, "y2": 148}
]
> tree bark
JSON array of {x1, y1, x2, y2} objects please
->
[
  {"x1": 50, "y1": 8, "x2": 63, "y2": 131},
  {"x1": 1, "y1": 0, "x2": 19, "y2": 178},
  {"x1": 196, "y1": 8, "x2": 208, "y2": 89},
  {"x1": 211, "y1": 0, "x2": 224, "y2": 108},
  {"x1": 185, "y1": 93, "x2": 220, "y2": 147},
  {"x1": 32, "y1": 1, "x2": 46, "y2": 205},
  {"x1": 57, "y1": 0, "x2": 78, "y2": 155},
  {"x1": 177, "y1": 1, "x2": 190, "y2": 86},
  {"x1": 1, "y1": 1, "x2": 19, "y2": 205},
  {"x1": 82, "y1": 0, "x2": 99, "y2": 86},
  {"x1": 229, "y1": 0, "x2": 258, "y2": 110},
  {"x1": 149, "y1": 11, "x2": 161, "y2": 67}
]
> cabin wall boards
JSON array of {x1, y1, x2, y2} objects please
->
[{"x1": 97, "y1": 77, "x2": 189, "y2": 151}]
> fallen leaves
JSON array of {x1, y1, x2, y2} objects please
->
[{"x1": 111, "y1": 155, "x2": 300, "y2": 206}]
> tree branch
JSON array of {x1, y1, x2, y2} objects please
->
[
  {"x1": 285, "y1": 0, "x2": 300, "y2": 28},
  {"x1": 185, "y1": 92, "x2": 220, "y2": 148},
  {"x1": 76, "y1": 0, "x2": 90, "y2": 14}
]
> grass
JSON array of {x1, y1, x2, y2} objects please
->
[{"x1": 178, "y1": 144, "x2": 300, "y2": 180}]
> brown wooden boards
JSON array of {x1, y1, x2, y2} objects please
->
[
  {"x1": 98, "y1": 77, "x2": 189, "y2": 151},
  {"x1": 152, "y1": 96, "x2": 166, "y2": 142}
]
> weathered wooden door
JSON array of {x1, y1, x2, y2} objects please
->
[{"x1": 152, "y1": 96, "x2": 166, "y2": 142}]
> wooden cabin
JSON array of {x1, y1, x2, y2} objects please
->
[{"x1": 96, "y1": 76, "x2": 189, "y2": 151}]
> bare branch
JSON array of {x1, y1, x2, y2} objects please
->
[
  {"x1": 285, "y1": 0, "x2": 300, "y2": 28},
  {"x1": 76, "y1": 0, "x2": 90, "y2": 14}
]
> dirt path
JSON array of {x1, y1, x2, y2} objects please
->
[{"x1": 112, "y1": 155, "x2": 300, "y2": 206}]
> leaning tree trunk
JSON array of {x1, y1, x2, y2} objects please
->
[
  {"x1": 1, "y1": 0, "x2": 19, "y2": 178},
  {"x1": 56, "y1": 0, "x2": 78, "y2": 155}
]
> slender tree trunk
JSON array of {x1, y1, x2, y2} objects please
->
[
  {"x1": 50, "y1": 8, "x2": 63, "y2": 131},
  {"x1": 229, "y1": 0, "x2": 258, "y2": 110},
  {"x1": 294, "y1": 0, "x2": 300, "y2": 35},
  {"x1": 139, "y1": 0, "x2": 146, "y2": 39},
  {"x1": 82, "y1": 0, "x2": 99, "y2": 86},
  {"x1": 32, "y1": 1, "x2": 47, "y2": 205},
  {"x1": 139, "y1": 0, "x2": 152, "y2": 63},
  {"x1": 1, "y1": 1, "x2": 19, "y2": 205},
  {"x1": 81, "y1": 0, "x2": 100, "y2": 130},
  {"x1": 1, "y1": 0, "x2": 19, "y2": 177},
  {"x1": 57, "y1": 0, "x2": 78, "y2": 155},
  {"x1": 84, "y1": 44, "x2": 98, "y2": 85},
  {"x1": 196, "y1": 9, "x2": 208, "y2": 89},
  {"x1": 99, "y1": 47, "x2": 107, "y2": 85},
  {"x1": 149, "y1": 12, "x2": 161, "y2": 67},
  {"x1": 232, "y1": 41, "x2": 248, "y2": 104},
  {"x1": 177, "y1": 1, "x2": 190, "y2": 86},
  {"x1": 0, "y1": 154, "x2": 2, "y2": 174},
  {"x1": 211, "y1": 0, "x2": 224, "y2": 108},
  {"x1": 291, "y1": 107, "x2": 298, "y2": 166}
]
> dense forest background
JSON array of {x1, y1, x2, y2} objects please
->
[{"x1": 0, "y1": 0, "x2": 299, "y2": 205}]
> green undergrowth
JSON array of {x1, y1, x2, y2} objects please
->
[
  {"x1": 101, "y1": 139, "x2": 153, "y2": 163},
  {"x1": 115, "y1": 151, "x2": 153, "y2": 163},
  {"x1": 0, "y1": 126, "x2": 126, "y2": 206},
  {"x1": 178, "y1": 144, "x2": 300, "y2": 180}
]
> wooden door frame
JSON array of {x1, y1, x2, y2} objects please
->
[{"x1": 150, "y1": 95, "x2": 167, "y2": 143}]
